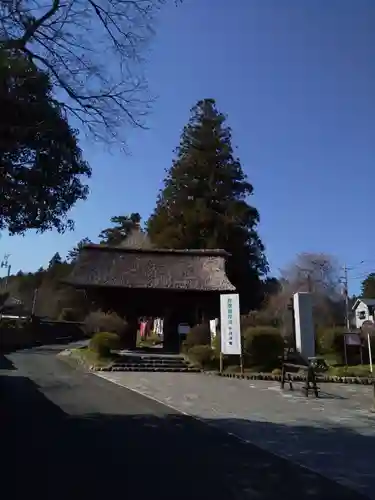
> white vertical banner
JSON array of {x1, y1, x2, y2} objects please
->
[
  {"x1": 209, "y1": 318, "x2": 218, "y2": 345},
  {"x1": 220, "y1": 293, "x2": 241, "y2": 355}
]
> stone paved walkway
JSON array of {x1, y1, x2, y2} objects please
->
[{"x1": 96, "y1": 371, "x2": 375, "y2": 499}]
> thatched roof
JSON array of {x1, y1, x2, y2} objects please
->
[
  {"x1": 117, "y1": 228, "x2": 154, "y2": 250},
  {"x1": 64, "y1": 244, "x2": 235, "y2": 292}
]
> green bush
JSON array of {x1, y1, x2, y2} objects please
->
[
  {"x1": 316, "y1": 327, "x2": 345, "y2": 356},
  {"x1": 183, "y1": 323, "x2": 210, "y2": 350},
  {"x1": 138, "y1": 332, "x2": 163, "y2": 346},
  {"x1": 243, "y1": 326, "x2": 284, "y2": 369},
  {"x1": 327, "y1": 364, "x2": 372, "y2": 377},
  {"x1": 84, "y1": 310, "x2": 127, "y2": 337},
  {"x1": 241, "y1": 310, "x2": 279, "y2": 329},
  {"x1": 89, "y1": 332, "x2": 120, "y2": 357},
  {"x1": 187, "y1": 345, "x2": 214, "y2": 368},
  {"x1": 59, "y1": 308, "x2": 80, "y2": 322},
  {"x1": 0, "y1": 317, "x2": 19, "y2": 329},
  {"x1": 212, "y1": 332, "x2": 221, "y2": 356}
]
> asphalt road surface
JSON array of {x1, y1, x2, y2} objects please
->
[{"x1": 0, "y1": 344, "x2": 370, "y2": 500}]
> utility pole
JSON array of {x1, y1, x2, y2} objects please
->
[
  {"x1": 1, "y1": 254, "x2": 11, "y2": 291},
  {"x1": 341, "y1": 263, "x2": 351, "y2": 332},
  {"x1": 343, "y1": 264, "x2": 350, "y2": 331}
]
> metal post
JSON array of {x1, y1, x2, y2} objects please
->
[
  {"x1": 343, "y1": 264, "x2": 350, "y2": 331},
  {"x1": 344, "y1": 336, "x2": 348, "y2": 366},
  {"x1": 239, "y1": 353, "x2": 244, "y2": 375},
  {"x1": 368, "y1": 333, "x2": 373, "y2": 374},
  {"x1": 4, "y1": 264, "x2": 11, "y2": 291}
]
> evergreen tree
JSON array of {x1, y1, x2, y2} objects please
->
[
  {"x1": 361, "y1": 273, "x2": 375, "y2": 298},
  {"x1": 0, "y1": 52, "x2": 90, "y2": 234},
  {"x1": 99, "y1": 213, "x2": 142, "y2": 245},
  {"x1": 147, "y1": 98, "x2": 268, "y2": 311},
  {"x1": 48, "y1": 252, "x2": 62, "y2": 269},
  {"x1": 67, "y1": 237, "x2": 92, "y2": 263}
]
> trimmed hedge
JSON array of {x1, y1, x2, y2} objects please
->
[
  {"x1": 187, "y1": 345, "x2": 214, "y2": 368},
  {"x1": 89, "y1": 332, "x2": 120, "y2": 357},
  {"x1": 84, "y1": 310, "x2": 127, "y2": 337},
  {"x1": 59, "y1": 308, "x2": 81, "y2": 322},
  {"x1": 183, "y1": 323, "x2": 210, "y2": 351},
  {"x1": 316, "y1": 327, "x2": 345, "y2": 357},
  {"x1": 242, "y1": 326, "x2": 284, "y2": 370}
]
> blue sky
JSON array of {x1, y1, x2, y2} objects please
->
[{"x1": 1, "y1": 0, "x2": 374, "y2": 294}]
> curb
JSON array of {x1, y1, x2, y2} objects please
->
[
  {"x1": 213, "y1": 372, "x2": 374, "y2": 385},
  {"x1": 96, "y1": 366, "x2": 201, "y2": 373}
]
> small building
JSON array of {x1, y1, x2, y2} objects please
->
[
  {"x1": 352, "y1": 298, "x2": 375, "y2": 329},
  {"x1": 0, "y1": 296, "x2": 30, "y2": 319}
]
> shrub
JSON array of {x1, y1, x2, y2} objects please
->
[
  {"x1": 183, "y1": 323, "x2": 210, "y2": 350},
  {"x1": 89, "y1": 332, "x2": 120, "y2": 357},
  {"x1": 327, "y1": 364, "x2": 372, "y2": 378},
  {"x1": 241, "y1": 310, "x2": 279, "y2": 329},
  {"x1": 138, "y1": 332, "x2": 163, "y2": 347},
  {"x1": 59, "y1": 308, "x2": 80, "y2": 322},
  {"x1": 243, "y1": 326, "x2": 284, "y2": 369},
  {"x1": 84, "y1": 310, "x2": 127, "y2": 337},
  {"x1": 316, "y1": 327, "x2": 345, "y2": 356},
  {"x1": 187, "y1": 345, "x2": 214, "y2": 368},
  {"x1": 212, "y1": 331, "x2": 221, "y2": 356}
]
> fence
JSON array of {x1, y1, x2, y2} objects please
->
[{"x1": 0, "y1": 317, "x2": 85, "y2": 354}]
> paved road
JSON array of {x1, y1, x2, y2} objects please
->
[
  {"x1": 98, "y1": 371, "x2": 375, "y2": 498},
  {"x1": 0, "y1": 345, "x2": 370, "y2": 500}
]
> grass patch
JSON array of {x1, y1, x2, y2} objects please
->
[
  {"x1": 326, "y1": 364, "x2": 373, "y2": 378},
  {"x1": 59, "y1": 346, "x2": 116, "y2": 370},
  {"x1": 136, "y1": 331, "x2": 163, "y2": 348}
]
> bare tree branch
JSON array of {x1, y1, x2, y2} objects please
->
[{"x1": 0, "y1": 0, "x2": 179, "y2": 145}]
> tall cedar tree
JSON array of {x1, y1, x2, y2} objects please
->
[{"x1": 147, "y1": 99, "x2": 268, "y2": 311}]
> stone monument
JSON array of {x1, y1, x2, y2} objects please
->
[{"x1": 293, "y1": 292, "x2": 315, "y2": 360}]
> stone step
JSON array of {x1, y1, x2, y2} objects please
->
[
  {"x1": 119, "y1": 356, "x2": 186, "y2": 363},
  {"x1": 113, "y1": 360, "x2": 187, "y2": 368}
]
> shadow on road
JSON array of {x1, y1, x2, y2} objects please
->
[
  {"x1": 1, "y1": 369, "x2": 373, "y2": 500},
  {"x1": 0, "y1": 354, "x2": 15, "y2": 370}
]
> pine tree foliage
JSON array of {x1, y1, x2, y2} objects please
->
[
  {"x1": 67, "y1": 237, "x2": 92, "y2": 263},
  {"x1": 147, "y1": 98, "x2": 268, "y2": 310},
  {"x1": 99, "y1": 212, "x2": 142, "y2": 245}
]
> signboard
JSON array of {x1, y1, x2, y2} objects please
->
[
  {"x1": 344, "y1": 333, "x2": 361, "y2": 346},
  {"x1": 177, "y1": 323, "x2": 190, "y2": 335},
  {"x1": 220, "y1": 293, "x2": 241, "y2": 355},
  {"x1": 293, "y1": 292, "x2": 315, "y2": 360}
]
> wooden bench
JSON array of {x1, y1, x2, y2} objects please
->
[{"x1": 280, "y1": 348, "x2": 320, "y2": 397}]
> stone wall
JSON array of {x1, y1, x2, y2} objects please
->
[{"x1": 0, "y1": 318, "x2": 85, "y2": 353}]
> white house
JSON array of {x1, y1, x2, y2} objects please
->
[{"x1": 352, "y1": 298, "x2": 375, "y2": 329}]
